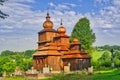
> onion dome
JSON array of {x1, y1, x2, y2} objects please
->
[
  {"x1": 57, "y1": 19, "x2": 66, "y2": 33},
  {"x1": 73, "y1": 38, "x2": 80, "y2": 44},
  {"x1": 43, "y1": 11, "x2": 53, "y2": 29}
]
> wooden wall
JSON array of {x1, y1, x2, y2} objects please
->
[
  {"x1": 33, "y1": 56, "x2": 61, "y2": 71},
  {"x1": 63, "y1": 58, "x2": 91, "y2": 71}
]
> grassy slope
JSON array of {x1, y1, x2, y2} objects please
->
[{"x1": 91, "y1": 51, "x2": 104, "y2": 62}]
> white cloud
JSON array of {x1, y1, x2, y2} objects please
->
[
  {"x1": 9, "y1": 0, "x2": 35, "y2": 3},
  {"x1": 112, "y1": 29, "x2": 120, "y2": 33},
  {"x1": 63, "y1": 3, "x2": 77, "y2": 7},
  {"x1": 0, "y1": 0, "x2": 41, "y2": 52},
  {"x1": 0, "y1": 29, "x2": 13, "y2": 33},
  {"x1": 0, "y1": 0, "x2": 120, "y2": 52},
  {"x1": 103, "y1": 30, "x2": 108, "y2": 33},
  {"x1": 56, "y1": 4, "x2": 70, "y2": 10},
  {"x1": 0, "y1": 36, "x2": 37, "y2": 52},
  {"x1": 52, "y1": 10, "x2": 63, "y2": 16},
  {"x1": 64, "y1": 11, "x2": 76, "y2": 16},
  {"x1": 92, "y1": 0, "x2": 120, "y2": 30},
  {"x1": 113, "y1": 0, "x2": 120, "y2": 5},
  {"x1": 48, "y1": 2, "x2": 70, "y2": 10},
  {"x1": 0, "y1": 0, "x2": 45, "y2": 33},
  {"x1": 95, "y1": 0, "x2": 110, "y2": 4},
  {"x1": 91, "y1": 0, "x2": 120, "y2": 46},
  {"x1": 49, "y1": 2, "x2": 55, "y2": 7},
  {"x1": 1, "y1": 25, "x2": 14, "y2": 29}
]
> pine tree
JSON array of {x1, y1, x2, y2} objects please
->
[
  {"x1": 0, "y1": 0, "x2": 8, "y2": 19},
  {"x1": 70, "y1": 17, "x2": 96, "y2": 53}
]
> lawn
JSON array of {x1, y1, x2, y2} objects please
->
[
  {"x1": 3, "y1": 76, "x2": 25, "y2": 80},
  {"x1": 42, "y1": 69, "x2": 120, "y2": 80},
  {"x1": 3, "y1": 69, "x2": 120, "y2": 80},
  {"x1": 91, "y1": 51, "x2": 105, "y2": 62}
]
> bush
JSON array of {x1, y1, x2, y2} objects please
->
[
  {"x1": 92, "y1": 51, "x2": 111, "y2": 70},
  {"x1": 101, "y1": 59, "x2": 111, "y2": 67},
  {"x1": 114, "y1": 58, "x2": 120, "y2": 67}
]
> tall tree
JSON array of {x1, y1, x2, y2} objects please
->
[
  {"x1": 70, "y1": 17, "x2": 96, "y2": 53},
  {"x1": 0, "y1": 0, "x2": 8, "y2": 19}
]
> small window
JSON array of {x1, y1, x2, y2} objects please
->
[{"x1": 36, "y1": 57, "x2": 44, "y2": 64}]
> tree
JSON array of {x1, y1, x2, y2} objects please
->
[
  {"x1": 2, "y1": 61, "x2": 16, "y2": 72},
  {"x1": 70, "y1": 17, "x2": 96, "y2": 52},
  {"x1": 98, "y1": 45, "x2": 120, "y2": 51},
  {"x1": 0, "y1": 0, "x2": 8, "y2": 19},
  {"x1": 98, "y1": 51, "x2": 111, "y2": 67},
  {"x1": 98, "y1": 51, "x2": 110, "y2": 61},
  {"x1": 18, "y1": 58, "x2": 32, "y2": 71},
  {"x1": 114, "y1": 51, "x2": 120, "y2": 60},
  {"x1": 0, "y1": 50, "x2": 14, "y2": 56},
  {"x1": 114, "y1": 51, "x2": 120, "y2": 67},
  {"x1": 0, "y1": 56, "x2": 16, "y2": 73},
  {"x1": 24, "y1": 50, "x2": 36, "y2": 58}
]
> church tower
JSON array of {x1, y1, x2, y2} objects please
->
[
  {"x1": 38, "y1": 11, "x2": 57, "y2": 49},
  {"x1": 53, "y1": 19, "x2": 69, "y2": 45}
]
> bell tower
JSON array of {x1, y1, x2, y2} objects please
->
[
  {"x1": 38, "y1": 10, "x2": 57, "y2": 49},
  {"x1": 53, "y1": 19, "x2": 69, "y2": 45}
]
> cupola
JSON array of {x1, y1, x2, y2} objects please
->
[
  {"x1": 57, "y1": 19, "x2": 66, "y2": 33},
  {"x1": 43, "y1": 10, "x2": 53, "y2": 29},
  {"x1": 73, "y1": 38, "x2": 80, "y2": 44}
]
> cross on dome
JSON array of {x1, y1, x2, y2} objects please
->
[
  {"x1": 57, "y1": 19, "x2": 66, "y2": 33},
  {"x1": 43, "y1": 8, "x2": 53, "y2": 29}
]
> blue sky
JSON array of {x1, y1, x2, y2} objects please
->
[{"x1": 0, "y1": 0, "x2": 120, "y2": 52}]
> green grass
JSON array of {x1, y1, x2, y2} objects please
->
[
  {"x1": 4, "y1": 76, "x2": 25, "y2": 80},
  {"x1": 3, "y1": 69, "x2": 120, "y2": 80},
  {"x1": 91, "y1": 50, "x2": 112, "y2": 62},
  {"x1": 91, "y1": 51, "x2": 104, "y2": 62},
  {"x1": 42, "y1": 69, "x2": 120, "y2": 80}
]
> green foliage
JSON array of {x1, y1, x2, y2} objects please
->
[
  {"x1": 18, "y1": 58, "x2": 32, "y2": 71},
  {"x1": 91, "y1": 51, "x2": 104, "y2": 62},
  {"x1": 0, "y1": 56, "x2": 16, "y2": 72},
  {"x1": 44, "y1": 69, "x2": 120, "y2": 80},
  {"x1": 114, "y1": 58, "x2": 120, "y2": 67},
  {"x1": 114, "y1": 51, "x2": 120, "y2": 67},
  {"x1": 24, "y1": 50, "x2": 36, "y2": 58},
  {"x1": 98, "y1": 45, "x2": 120, "y2": 51},
  {"x1": 92, "y1": 49, "x2": 120, "y2": 70},
  {"x1": 2, "y1": 61, "x2": 16, "y2": 72},
  {"x1": 93, "y1": 51, "x2": 111, "y2": 69},
  {"x1": 70, "y1": 17, "x2": 96, "y2": 53},
  {"x1": 4, "y1": 76, "x2": 25, "y2": 80},
  {"x1": 0, "y1": 50, "x2": 14, "y2": 56},
  {"x1": 0, "y1": 49, "x2": 36, "y2": 72},
  {"x1": 4, "y1": 69, "x2": 120, "y2": 80},
  {"x1": 114, "y1": 51, "x2": 120, "y2": 60},
  {"x1": 98, "y1": 51, "x2": 110, "y2": 61}
]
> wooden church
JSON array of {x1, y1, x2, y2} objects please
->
[{"x1": 33, "y1": 11, "x2": 91, "y2": 72}]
